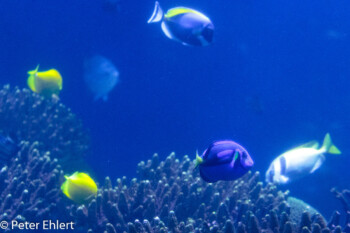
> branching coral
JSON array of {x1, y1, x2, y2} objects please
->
[
  {"x1": 65, "y1": 153, "x2": 337, "y2": 233},
  {"x1": 330, "y1": 188, "x2": 350, "y2": 232},
  {"x1": 0, "y1": 85, "x2": 89, "y2": 171},
  {"x1": 0, "y1": 140, "x2": 65, "y2": 231}
]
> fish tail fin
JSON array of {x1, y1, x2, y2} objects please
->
[
  {"x1": 148, "y1": 1, "x2": 163, "y2": 23},
  {"x1": 27, "y1": 65, "x2": 40, "y2": 92},
  {"x1": 194, "y1": 150, "x2": 203, "y2": 168},
  {"x1": 60, "y1": 180, "x2": 71, "y2": 198},
  {"x1": 321, "y1": 133, "x2": 341, "y2": 154}
]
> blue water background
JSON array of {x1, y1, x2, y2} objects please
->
[{"x1": 0, "y1": 0, "x2": 349, "y2": 218}]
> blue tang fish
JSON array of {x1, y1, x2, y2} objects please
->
[
  {"x1": 196, "y1": 140, "x2": 254, "y2": 183},
  {"x1": 84, "y1": 55, "x2": 119, "y2": 101},
  {"x1": 148, "y1": 1, "x2": 214, "y2": 46}
]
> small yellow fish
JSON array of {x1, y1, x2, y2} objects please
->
[
  {"x1": 27, "y1": 65, "x2": 63, "y2": 97},
  {"x1": 61, "y1": 172, "x2": 98, "y2": 203}
]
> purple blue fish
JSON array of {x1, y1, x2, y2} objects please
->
[{"x1": 196, "y1": 140, "x2": 254, "y2": 183}]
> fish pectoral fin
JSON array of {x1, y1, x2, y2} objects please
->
[
  {"x1": 84, "y1": 193, "x2": 96, "y2": 202},
  {"x1": 280, "y1": 175, "x2": 289, "y2": 183},
  {"x1": 310, "y1": 156, "x2": 325, "y2": 173}
]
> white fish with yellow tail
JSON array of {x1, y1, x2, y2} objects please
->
[{"x1": 265, "y1": 133, "x2": 341, "y2": 184}]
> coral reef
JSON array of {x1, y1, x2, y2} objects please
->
[
  {"x1": 0, "y1": 140, "x2": 65, "y2": 232},
  {"x1": 65, "y1": 152, "x2": 339, "y2": 233},
  {"x1": 0, "y1": 140, "x2": 346, "y2": 233},
  {"x1": 0, "y1": 85, "x2": 89, "y2": 171}
]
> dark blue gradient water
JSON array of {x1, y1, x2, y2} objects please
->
[{"x1": 0, "y1": 0, "x2": 349, "y2": 218}]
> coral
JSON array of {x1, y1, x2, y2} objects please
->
[
  {"x1": 330, "y1": 188, "x2": 350, "y2": 232},
  {"x1": 287, "y1": 197, "x2": 322, "y2": 224},
  {"x1": 0, "y1": 138, "x2": 340, "y2": 233},
  {"x1": 0, "y1": 85, "x2": 89, "y2": 171},
  {"x1": 65, "y1": 153, "x2": 337, "y2": 233},
  {"x1": 0, "y1": 140, "x2": 65, "y2": 232}
]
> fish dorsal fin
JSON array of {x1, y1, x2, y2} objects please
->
[
  {"x1": 165, "y1": 7, "x2": 196, "y2": 17},
  {"x1": 294, "y1": 140, "x2": 319, "y2": 150},
  {"x1": 148, "y1": 1, "x2": 163, "y2": 23},
  {"x1": 310, "y1": 155, "x2": 325, "y2": 173},
  {"x1": 37, "y1": 69, "x2": 62, "y2": 83}
]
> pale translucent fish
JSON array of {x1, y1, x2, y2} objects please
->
[{"x1": 84, "y1": 55, "x2": 119, "y2": 101}]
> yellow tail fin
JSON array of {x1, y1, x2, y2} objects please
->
[
  {"x1": 27, "y1": 65, "x2": 40, "y2": 92},
  {"x1": 194, "y1": 150, "x2": 203, "y2": 168},
  {"x1": 322, "y1": 133, "x2": 341, "y2": 154}
]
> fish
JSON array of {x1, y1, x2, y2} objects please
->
[
  {"x1": 196, "y1": 140, "x2": 254, "y2": 183},
  {"x1": 84, "y1": 55, "x2": 119, "y2": 101},
  {"x1": 0, "y1": 133, "x2": 17, "y2": 163},
  {"x1": 61, "y1": 172, "x2": 98, "y2": 203},
  {"x1": 265, "y1": 133, "x2": 341, "y2": 184},
  {"x1": 27, "y1": 65, "x2": 63, "y2": 98},
  {"x1": 148, "y1": 1, "x2": 214, "y2": 46}
]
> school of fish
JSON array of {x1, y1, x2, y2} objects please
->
[{"x1": 9, "y1": 1, "x2": 342, "y2": 201}]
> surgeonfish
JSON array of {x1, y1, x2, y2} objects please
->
[
  {"x1": 148, "y1": 1, "x2": 214, "y2": 46},
  {"x1": 27, "y1": 65, "x2": 63, "y2": 97},
  {"x1": 84, "y1": 55, "x2": 119, "y2": 101},
  {"x1": 265, "y1": 133, "x2": 341, "y2": 184},
  {"x1": 61, "y1": 172, "x2": 98, "y2": 203},
  {"x1": 196, "y1": 140, "x2": 254, "y2": 183}
]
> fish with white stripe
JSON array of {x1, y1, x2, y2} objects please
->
[{"x1": 265, "y1": 133, "x2": 341, "y2": 184}]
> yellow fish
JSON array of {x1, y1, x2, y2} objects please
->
[
  {"x1": 61, "y1": 172, "x2": 98, "y2": 203},
  {"x1": 27, "y1": 65, "x2": 63, "y2": 97}
]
